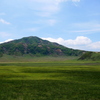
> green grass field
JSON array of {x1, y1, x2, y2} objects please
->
[{"x1": 0, "y1": 57, "x2": 100, "y2": 100}]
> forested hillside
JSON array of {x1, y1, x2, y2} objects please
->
[{"x1": 0, "y1": 36, "x2": 85, "y2": 57}]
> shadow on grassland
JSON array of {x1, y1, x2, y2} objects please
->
[
  {"x1": 0, "y1": 69, "x2": 100, "y2": 100},
  {"x1": 0, "y1": 79, "x2": 100, "y2": 100}
]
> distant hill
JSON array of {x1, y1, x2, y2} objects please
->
[
  {"x1": 0, "y1": 36, "x2": 85, "y2": 57},
  {"x1": 78, "y1": 52, "x2": 100, "y2": 61}
]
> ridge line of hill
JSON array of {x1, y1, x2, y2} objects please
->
[{"x1": 0, "y1": 36, "x2": 86, "y2": 57}]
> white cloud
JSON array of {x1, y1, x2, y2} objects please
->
[
  {"x1": 65, "y1": 36, "x2": 92, "y2": 45},
  {"x1": 0, "y1": 39, "x2": 13, "y2": 44},
  {"x1": 27, "y1": 0, "x2": 60, "y2": 17},
  {"x1": 30, "y1": 0, "x2": 80, "y2": 3},
  {"x1": 72, "y1": 0, "x2": 80, "y2": 2},
  {"x1": 88, "y1": 42, "x2": 100, "y2": 49},
  {"x1": 42, "y1": 36, "x2": 100, "y2": 51},
  {"x1": 28, "y1": 0, "x2": 80, "y2": 17},
  {"x1": 43, "y1": 36, "x2": 91, "y2": 45},
  {"x1": 42, "y1": 37, "x2": 65, "y2": 44},
  {"x1": 0, "y1": 19, "x2": 11, "y2": 25},
  {"x1": 29, "y1": 0, "x2": 65, "y2": 4}
]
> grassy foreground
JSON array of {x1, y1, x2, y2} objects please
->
[{"x1": 0, "y1": 59, "x2": 100, "y2": 100}]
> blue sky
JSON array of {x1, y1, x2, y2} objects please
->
[{"x1": 0, "y1": 0, "x2": 100, "y2": 51}]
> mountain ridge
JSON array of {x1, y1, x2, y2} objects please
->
[{"x1": 0, "y1": 36, "x2": 85, "y2": 57}]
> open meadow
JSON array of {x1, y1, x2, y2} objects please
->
[{"x1": 0, "y1": 56, "x2": 100, "y2": 100}]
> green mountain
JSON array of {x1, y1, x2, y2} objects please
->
[
  {"x1": 78, "y1": 52, "x2": 100, "y2": 61},
  {"x1": 0, "y1": 36, "x2": 85, "y2": 57}
]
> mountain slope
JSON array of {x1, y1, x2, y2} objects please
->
[{"x1": 0, "y1": 36, "x2": 85, "y2": 57}]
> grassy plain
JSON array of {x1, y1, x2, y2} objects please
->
[{"x1": 0, "y1": 56, "x2": 100, "y2": 100}]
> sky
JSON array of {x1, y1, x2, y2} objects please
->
[{"x1": 0, "y1": 0, "x2": 100, "y2": 51}]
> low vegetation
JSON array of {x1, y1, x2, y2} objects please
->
[
  {"x1": 79, "y1": 52, "x2": 100, "y2": 61},
  {"x1": 0, "y1": 54, "x2": 79, "y2": 62},
  {"x1": 0, "y1": 59, "x2": 100, "y2": 100}
]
